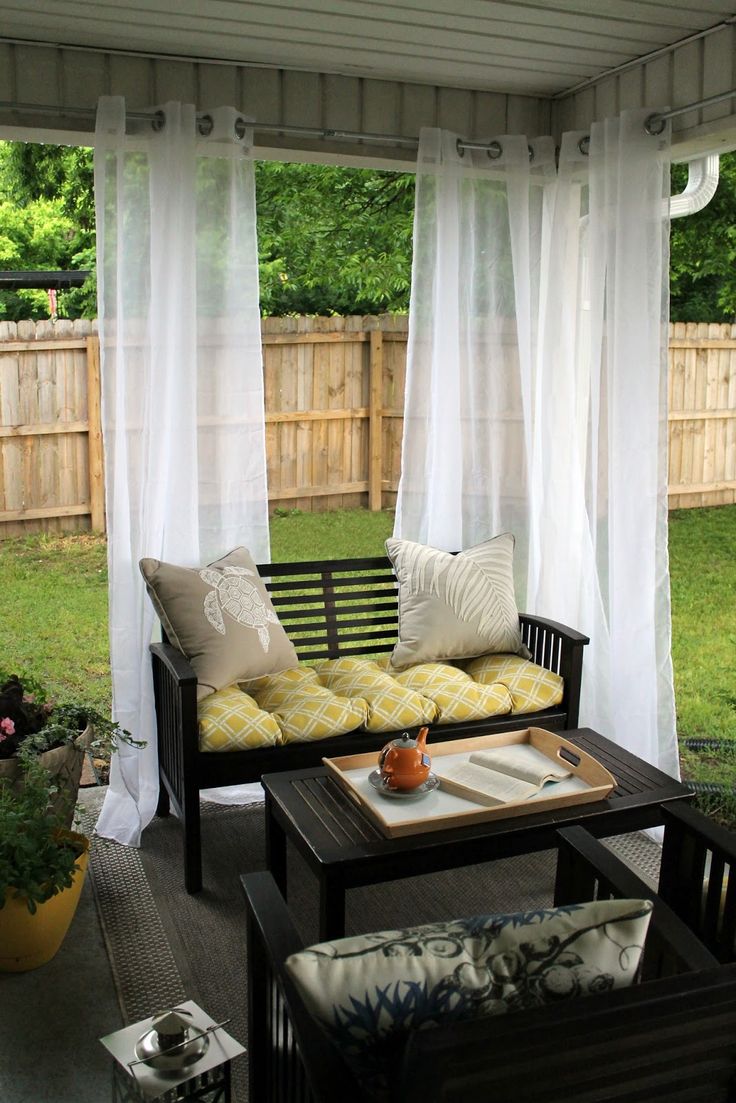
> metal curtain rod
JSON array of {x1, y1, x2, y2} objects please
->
[
  {"x1": 645, "y1": 88, "x2": 736, "y2": 134},
  {"x1": 1, "y1": 85, "x2": 735, "y2": 153},
  {"x1": 0, "y1": 98, "x2": 580, "y2": 158}
]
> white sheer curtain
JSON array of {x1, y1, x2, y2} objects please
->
[
  {"x1": 396, "y1": 109, "x2": 678, "y2": 778},
  {"x1": 94, "y1": 97, "x2": 270, "y2": 846}
]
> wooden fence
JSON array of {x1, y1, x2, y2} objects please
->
[
  {"x1": 0, "y1": 317, "x2": 734, "y2": 536},
  {"x1": 262, "y1": 315, "x2": 405, "y2": 514},
  {"x1": 668, "y1": 323, "x2": 736, "y2": 510},
  {"x1": 0, "y1": 319, "x2": 104, "y2": 537}
]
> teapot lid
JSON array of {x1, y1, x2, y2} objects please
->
[{"x1": 391, "y1": 732, "x2": 416, "y2": 748}]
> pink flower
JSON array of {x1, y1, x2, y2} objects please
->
[{"x1": 0, "y1": 716, "x2": 14, "y2": 738}]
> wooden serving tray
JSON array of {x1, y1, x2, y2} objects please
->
[{"x1": 322, "y1": 726, "x2": 616, "y2": 838}]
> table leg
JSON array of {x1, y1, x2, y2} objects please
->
[
  {"x1": 265, "y1": 792, "x2": 287, "y2": 901},
  {"x1": 320, "y1": 876, "x2": 346, "y2": 941}
]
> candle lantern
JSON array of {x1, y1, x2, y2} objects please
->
[{"x1": 100, "y1": 999, "x2": 244, "y2": 1102}]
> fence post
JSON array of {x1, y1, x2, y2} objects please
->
[
  {"x1": 369, "y1": 328, "x2": 384, "y2": 511},
  {"x1": 86, "y1": 335, "x2": 106, "y2": 533}
]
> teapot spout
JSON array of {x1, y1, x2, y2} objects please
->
[{"x1": 416, "y1": 725, "x2": 429, "y2": 751}]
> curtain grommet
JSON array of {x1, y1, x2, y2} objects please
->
[
  {"x1": 645, "y1": 114, "x2": 666, "y2": 136},
  {"x1": 455, "y1": 139, "x2": 502, "y2": 159},
  {"x1": 151, "y1": 110, "x2": 165, "y2": 132},
  {"x1": 578, "y1": 135, "x2": 590, "y2": 155},
  {"x1": 198, "y1": 113, "x2": 214, "y2": 137}
]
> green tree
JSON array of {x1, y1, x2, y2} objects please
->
[
  {"x1": 0, "y1": 142, "x2": 95, "y2": 321},
  {"x1": 669, "y1": 151, "x2": 736, "y2": 323},
  {"x1": 255, "y1": 161, "x2": 414, "y2": 315},
  {"x1": 0, "y1": 141, "x2": 415, "y2": 321},
  {"x1": 0, "y1": 141, "x2": 94, "y2": 221},
  {"x1": 4, "y1": 139, "x2": 735, "y2": 325}
]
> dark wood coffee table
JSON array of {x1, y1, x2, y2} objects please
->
[{"x1": 262, "y1": 727, "x2": 692, "y2": 940}]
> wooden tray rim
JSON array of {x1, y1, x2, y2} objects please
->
[{"x1": 322, "y1": 726, "x2": 617, "y2": 838}]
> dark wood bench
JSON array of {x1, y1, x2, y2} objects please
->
[
  {"x1": 150, "y1": 554, "x2": 589, "y2": 892},
  {"x1": 242, "y1": 818, "x2": 736, "y2": 1103}
]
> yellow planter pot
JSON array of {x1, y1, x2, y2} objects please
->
[{"x1": 0, "y1": 831, "x2": 90, "y2": 972}]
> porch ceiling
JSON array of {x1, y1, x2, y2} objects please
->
[
  {"x1": 0, "y1": 0, "x2": 734, "y2": 98},
  {"x1": 0, "y1": 2, "x2": 735, "y2": 160}
]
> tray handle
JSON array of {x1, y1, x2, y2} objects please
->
[
  {"x1": 530, "y1": 727, "x2": 615, "y2": 789},
  {"x1": 558, "y1": 745, "x2": 582, "y2": 768}
]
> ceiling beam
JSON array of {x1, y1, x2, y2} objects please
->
[{"x1": 0, "y1": 31, "x2": 735, "y2": 162}]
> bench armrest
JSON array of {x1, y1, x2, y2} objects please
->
[
  {"x1": 519, "y1": 613, "x2": 589, "y2": 727},
  {"x1": 399, "y1": 963, "x2": 736, "y2": 1103},
  {"x1": 555, "y1": 825, "x2": 719, "y2": 978},
  {"x1": 658, "y1": 802, "x2": 736, "y2": 963},
  {"x1": 150, "y1": 640, "x2": 197, "y2": 686},
  {"x1": 241, "y1": 872, "x2": 368, "y2": 1103},
  {"x1": 519, "y1": 613, "x2": 590, "y2": 647},
  {"x1": 150, "y1": 641, "x2": 199, "y2": 816}
]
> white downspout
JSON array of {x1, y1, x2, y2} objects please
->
[{"x1": 669, "y1": 155, "x2": 720, "y2": 219}]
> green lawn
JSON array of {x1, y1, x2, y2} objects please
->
[
  {"x1": 669, "y1": 505, "x2": 736, "y2": 819},
  {"x1": 1, "y1": 505, "x2": 734, "y2": 810},
  {"x1": 1, "y1": 532, "x2": 111, "y2": 713},
  {"x1": 0, "y1": 511, "x2": 395, "y2": 714},
  {"x1": 271, "y1": 507, "x2": 393, "y2": 561}
]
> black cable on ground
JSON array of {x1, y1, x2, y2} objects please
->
[
  {"x1": 686, "y1": 780, "x2": 736, "y2": 795},
  {"x1": 683, "y1": 737, "x2": 733, "y2": 753}
]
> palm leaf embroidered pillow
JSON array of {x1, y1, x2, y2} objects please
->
[
  {"x1": 385, "y1": 532, "x2": 529, "y2": 669},
  {"x1": 140, "y1": 547, "x2": 298, "y2": 700}
]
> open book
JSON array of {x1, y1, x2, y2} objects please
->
[{"x1": 433, "y1": 744, "x2": 572, "y2": 807}]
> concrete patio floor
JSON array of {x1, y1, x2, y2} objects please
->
[
  {"x1": 0, "y1": 774, "x2": 667, "y2": 1103},
  {"x1": 0, "y1": 788, "x2": 122, "y2": 1103}
]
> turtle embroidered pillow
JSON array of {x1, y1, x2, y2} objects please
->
[
  {"x1": 140, "y1": 547, "x2": 298, "y2": 700},
  {"x1": 385, "y1": 532, "x2": 530, "y2": 670}
]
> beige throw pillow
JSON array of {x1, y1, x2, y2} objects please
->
[
  {"x1": 386, "y1": 532, "x2": 528, "y2": 670},
  {"x1": 140, "y1": 547, "x2": 298, "y2": 699}
]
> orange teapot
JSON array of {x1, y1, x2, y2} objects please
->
[{"x1": 377, "y1": 727, "x2": 431, "y2": 791}]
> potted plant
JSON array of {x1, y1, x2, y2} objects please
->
[
  {"x1": 0, "y1": 672, "x2": 139, "y2": 827},
  {"x1": 0, "y1": 743, "x2": 91, "y2": 971}
]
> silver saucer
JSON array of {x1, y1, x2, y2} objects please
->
[
  {"x1": 368, "y1": 770, "x2": 439, "y2": 801},
  {"x1": 134, "y1": 1026, "x2": 208, "y2": 1072}
]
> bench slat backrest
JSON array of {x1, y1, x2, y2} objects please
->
[{"x1": 258, "y1": 556, "x2": 400, "y2": 661}]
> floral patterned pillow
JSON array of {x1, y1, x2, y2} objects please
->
[{"x1": 286, "y1": 898, "x2": 653, "y2": 1100}]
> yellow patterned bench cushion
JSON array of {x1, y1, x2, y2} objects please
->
[
  {"x1": 461, "y1": 654, "x2": 564, "y2": 714},
  {"x1": 243, "y1": 667, "x2": 368, "y2": 745},
  {"x1": 381, "y1": 660, "x2": 512, "y2": 724},
  {"x1": 198, "y1": 655, "x2": 562, "y2": 752},
  {"x1": 197, "y1": 685, "x2": 281, "y2": 751},
  {"x1": 315, "y1": 658, "x2": 437, "y2": 733}
]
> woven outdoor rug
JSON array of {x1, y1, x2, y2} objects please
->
[{"x1": 84, "y1": 793, "x2": 661, "y2": 1103}]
